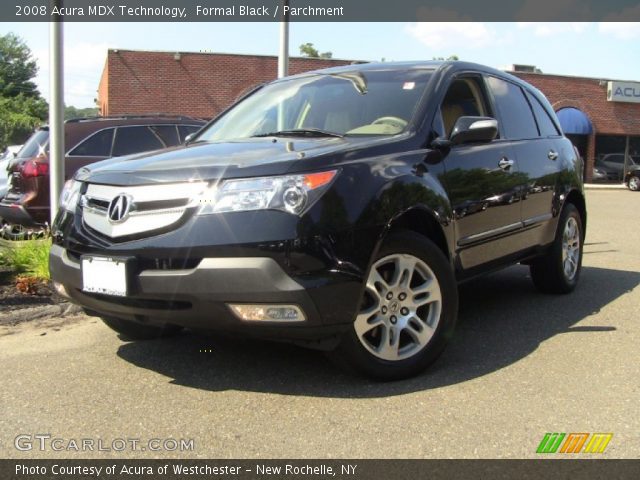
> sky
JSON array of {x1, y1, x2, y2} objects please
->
[{"x1": 1, "y1": 21, "x2": 640, "y2": 108}]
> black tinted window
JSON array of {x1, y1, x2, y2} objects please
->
[
  {"x1": 68, "y1": 128, "x2": 114, "y2": 157},
  {"x1": 149, "y1": 125, "x2": 179, "y2": 147},
  {"x1": 178, "y1": 125, "x2": 201, "y2": 142},
  {"x1": 487, "y1": 76, "x2": 538, "y2": 140},
  {"x1": 17, "y1": 130, "x2": 49, "y2": 158},
  {"x1": 525, "y1": 91, "x2": 560, "y2": 137},
  {"x1": 112, "y1": 126, "x2": 164, "y2": 157}
]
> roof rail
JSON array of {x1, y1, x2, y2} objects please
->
[{"x1": 65, "y1": 113, "x2": 206, "y2": 123}]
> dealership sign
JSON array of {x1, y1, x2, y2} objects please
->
[{"x1": 607, "y1": 81, "x2": 640, "y2": 103}]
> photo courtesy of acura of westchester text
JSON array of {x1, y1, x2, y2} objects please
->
[{"x1": 1, "y1": 0, "x2": 639, "y2": 477}]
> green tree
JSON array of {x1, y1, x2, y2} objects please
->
[
  {"x1": 299, "y1": 43, "x2": 332, "y2": 59},
  {"x1": 64, "y1": 105, "x2": 99, "y2": 120},
  {"x1": 433, "y1": 55, "x2": 459, "y2": 61},
  {"x1": 0, "y1": 33, "x2": 39, "y2": 98},
  {"x1": 0, "y1": 33, "x2": 47, "y2": 150}
]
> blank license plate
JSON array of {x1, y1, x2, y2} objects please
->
[{"x1": 82, "y1": 256, "x2": 128, "y2": 297}]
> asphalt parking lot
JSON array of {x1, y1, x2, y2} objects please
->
[{"x1": 1, "y1": 189, "x2": 638, "y2": 459}]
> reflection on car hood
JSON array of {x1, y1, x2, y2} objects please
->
[{"x1": 76, "y1": 136, "x2": 388, "y2": 185}]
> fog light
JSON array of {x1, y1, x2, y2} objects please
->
[{"x1": 228, "y1": 304, "x2": 306, "y2": 322}]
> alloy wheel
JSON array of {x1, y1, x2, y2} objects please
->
[
  {"x1": 562, "y1": 217, "x2": 580, "y2": 280},
  {"x1": 354, "y1": 254, "x2": 442, "y2": 361}
]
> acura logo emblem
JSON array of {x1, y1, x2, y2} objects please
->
[{"x1": 107, "y1": 194, "x2": 133, "y2": 223}]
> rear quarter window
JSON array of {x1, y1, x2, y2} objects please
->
[
  {"x1": 16, "y1": 130, "x2": 49, "y2": 158},
  {"x1": 525, "y1": 90, "x2": 561, "y2": 137}
]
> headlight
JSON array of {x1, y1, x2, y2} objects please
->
[
  {"x1": 59, "y1": 179, "x2": 83, "y2": 213},
  {"x1": 196, "y1": 170, "x2": 338, "y2": 216}
]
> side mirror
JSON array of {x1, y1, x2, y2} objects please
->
[
  {"x1": 184, "y1": 133, "x2": 196, "y2": 144},
  {"x1": 450, "y1": 116, "x2": 498, "y2": 145}
]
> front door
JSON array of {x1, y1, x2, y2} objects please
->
[{"x1": 436, "y1": 75, "x2": 524, "y2": 270}]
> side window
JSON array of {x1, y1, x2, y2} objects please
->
[
  {"x1": 178, "y1": 125, "x2": 201, "y2": 142},
  {"x1": 149, "y1": 125, "x2": 179, "y2": 147},
  {"x1": 68, "y1": 128, "x2": 114, "y2": 157},
  {"x1": 439, "y1": 77, "x2": 491, "y2": 138},
  {"x1": 112, "y1": 126, "x2": 164, "y2": 157},
  {"x1": 486, "y1": 76, "x2": 538, "y2": 140},
  {"x1": 525, "y1": 90, "x2": 561, "y2": 137}
]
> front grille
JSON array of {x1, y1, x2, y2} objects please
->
[
  {"x1": 136, "y1": 198, "x2": 191, "y2": 211},
  {"x1": 82, "y1": 196, "x2": 190, "y2": 214},
  {"x1": 84, "y1": 197, "x2": 109, "y2": 210},
  {"x1": 80, "y1": 181, "x2": 207, "y2": 239}
]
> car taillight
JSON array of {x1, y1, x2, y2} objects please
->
[{"x1": 21, "y1": 161, "x2": 49, "y2": 178}]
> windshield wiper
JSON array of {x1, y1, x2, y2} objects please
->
[{"x1": 252, "y1": 128, "x2": 343, "y2": 138}]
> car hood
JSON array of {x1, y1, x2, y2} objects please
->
[{"x1": 76, "y1": 136, "x2": 385, "y2": 185}]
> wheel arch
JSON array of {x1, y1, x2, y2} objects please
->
[
  {"x1": 563, "y1": 189, "x2": 587, "y2": 235},
  {"x1": 382, "y1": 206, "x2": 452, "y2": 264}
]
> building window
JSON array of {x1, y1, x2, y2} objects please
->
[{"x1": 594, "y1": 135, "x2": 640, "y2": 183}]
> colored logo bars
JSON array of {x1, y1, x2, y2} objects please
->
[{"x1": 536, "y1": 433, "x2": 613, "y2": 454}]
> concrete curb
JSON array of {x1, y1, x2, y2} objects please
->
[
  {"x1": 584, "y1": 183, "x2": 627, "y2": 190},
  {"x1": 0, "y1": 303, "x2": 83, "y2": 325}
]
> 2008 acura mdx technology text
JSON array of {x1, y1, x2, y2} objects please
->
[{"x1": 49, "y1": 61, "x2": 586, "y2": 380}]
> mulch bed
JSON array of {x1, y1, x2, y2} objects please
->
[{"x1": 0, "y1": 266, "x2": 63, "y2": 314}]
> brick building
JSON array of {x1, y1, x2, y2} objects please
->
[
  {"x1": 97, "y1": 49, "x2": 355, "y2": 119},
  {"x1": 512, "y1": 68, "x2": 640, "y2": 182}
]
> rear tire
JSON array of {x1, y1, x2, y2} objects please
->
[
  {"x1": 530, "y1": 203, "x2": 583, "y2": 294},
  {"x1": 628, "y1": 174, "x2": 640, "y2": 191},
  {"x1": 100, "y1": 316, "x2": 182, "y2": 341},
  {"x1": 330, "y1": 231, "x2": 458, "y2": 381}
]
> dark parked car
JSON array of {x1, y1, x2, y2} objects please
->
[
  {"x1": 0, "y1": 115, "x2": 204, "y2": 233},
  {"x1": 49, "y1": 62, "x2": 586, "y2": 380},
  {"x1": 624, "y1": 167, "x2": 640, "y2": 191},
  {"x1": 592, "y1": 153, "x2": 640, "y2": 182}
]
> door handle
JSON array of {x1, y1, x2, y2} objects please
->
[
  {"x1": 548, "y1": 150, "x2": 559, "y2": 160},
  {"x1": 498, "y1": 158, "x2": 514, "y2": 170}
]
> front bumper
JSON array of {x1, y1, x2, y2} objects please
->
[{"x1": 49, "y1": 244, "x2": 354, "y2": 348}]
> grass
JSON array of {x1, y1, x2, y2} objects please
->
[{"x1": 0, "y1": 238, "x2": 51, "y2": 280}]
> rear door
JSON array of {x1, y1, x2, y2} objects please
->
[
  {"x1": 486, "y1": 75, "x2": 564, "y2": 248},
  {"x1": 437, "y1": 74, "x2": 523, "y2": 270}
]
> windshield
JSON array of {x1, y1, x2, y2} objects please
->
[
  {"x1": 16, "y1": 129, "x2": 49, "y2": 159},
  {"x1": 197, "y1": 69, "x2": 433, "y2": 142}
]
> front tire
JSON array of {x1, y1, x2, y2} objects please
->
[
  {"x1": 530, "y1": 203, "x2": 583, "y2": 294},
  {"x1": 331, "y1": 232, "x2": 458, "y2": 381},
  {"x1": 100, "y1": 316, "x2": 182, "y2": 341},
  {"x1": 627, "y1": 174, "x2": 640, "y2": 191}
]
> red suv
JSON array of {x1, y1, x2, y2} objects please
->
[{"x1": 0, "y1": 115, "x2": 204, "y2": 234}]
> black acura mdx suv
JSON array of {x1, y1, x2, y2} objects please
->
[{"x1": 50, "y1": 61, "x2": 586, "y2": 380}]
